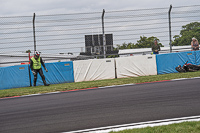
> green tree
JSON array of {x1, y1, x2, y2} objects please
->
[
  {"x1": 26, "y1": 50, "x2": 31, "y2": 53},
  {"x1": 116, "y1": 42, "x2": 135, "y2": 49},
  {"x1": 172, "y1": 22, "x2": 200, "y2": 46},
  {"x1": 116, "y1": 36, "x2": 163, "y2": 49}
]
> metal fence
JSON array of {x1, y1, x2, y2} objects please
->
[{"x1": 0, "y1": 5, "x2": 200, "y2": 66}]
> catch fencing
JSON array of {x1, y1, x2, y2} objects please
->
[{"x1": 0, "y1": 5, "x2": 200, "y2": 66}]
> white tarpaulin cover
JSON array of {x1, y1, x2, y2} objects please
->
[
  {"x1": 115, "y1": 55, "x2": 157, "y2": 78},
  {"x1": 73, "y1": 58, "x2": 115, "y2": 82}
]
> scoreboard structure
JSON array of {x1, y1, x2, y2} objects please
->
[{"x1": 84, "y1": 34, "x2": 113, "y2": 55}]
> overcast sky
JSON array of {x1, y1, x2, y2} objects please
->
[
  {"x1": 1, "y1": 0, "x2": 200, "y2": 55},
  {"x1": 1, "y1": 0, "x2": 200, "y2": 16}
]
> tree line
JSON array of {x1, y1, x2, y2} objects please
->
[{"x1": 116, "y1": 22, "x2": 200, "y2": 49}]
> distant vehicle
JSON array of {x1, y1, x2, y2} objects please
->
[{"x1": 175, "y1": 61, "x2": 200, "y2": 72}]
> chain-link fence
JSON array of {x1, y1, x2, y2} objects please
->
[{"x1": 0, "y1": 5, "x2": 200, "y2": 66}]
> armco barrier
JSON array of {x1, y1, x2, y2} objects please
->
[
  {"x1": 30, "y1": 61, "x2": 74, "y2": 86},
  {"x1": 156, "y1": 51, "x2": 196, "y2": 75},
  {"x1": 73, "y1": 58, "x2": 115, "y2": 82},
  {"x1": 115, "y1": 55, "x2": 157, "y2": 78},
  {"x1": 0, "y1": 65, "x2": 30, "y2": 90}
]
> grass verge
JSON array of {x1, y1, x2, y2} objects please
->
[
  {"x1": 0, "y1": 71, "x2": 200, "y2": 98},
  {"x1": 109, "y1": 121, "x2": 200, "y2": 133}
]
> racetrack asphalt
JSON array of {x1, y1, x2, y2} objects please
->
[{"x1": 0, "y1": 78, "x2": 200, "y2": 133}]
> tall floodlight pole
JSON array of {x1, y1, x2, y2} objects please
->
[
  {"x1": 33, "y1": 13, "x2": 36, "y2": 53},
  {"x1": 168, "y1": 5, "x2": 172, "y2": 53},
  {"x1": 102, "y1": 9, "x2": 106, "y2": 58}
]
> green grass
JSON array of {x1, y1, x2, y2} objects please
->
[
  {"x1": 0, "y1": 71, "x2": 200, "y2": 98},
  {"x1": 110, "y1": 121, "x2": 200, "y2": 133}
]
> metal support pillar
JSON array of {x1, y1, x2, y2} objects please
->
[
  {"x1": 102, "y1": 9, "x2": 106, "y2": 58},
  {"x1": 168, "y1": 5, "x2": 172, "y2": 53},
  {"x1": 33, "y1": 13, "x2": 36, "y2": 53}
]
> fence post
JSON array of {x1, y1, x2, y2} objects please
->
[
  {"x1": 102, "y1": 9, "x2": 106, "y2": 58},
  {"x1": 168, "y1": 5, "x2": 172, "y2": 53},
  {"x1": 33, "y1": 13, "x2": 36, "y2": 53}
]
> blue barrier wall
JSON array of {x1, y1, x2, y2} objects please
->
[
  {"x1": 195, "y1": 50, "x2": 200, "y2": 65},
  {"x1": 1, "y1": 51, "x2": 200, "y2": 90},
  {"x1": 156, "y1": 51, "x2": 196, "y2": 75},
  {"x1": 0, "y1": 65, "x2": 30, "y2": 90},
  {"x1": 30, "y1": 61, "x2": 74, "y2": 86}
]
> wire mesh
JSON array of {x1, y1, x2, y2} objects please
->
[{"x1": 0, "y1": 5, "x2": 200, "y2": 66}]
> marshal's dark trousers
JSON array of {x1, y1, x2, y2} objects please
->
[{"x1": 32, "y1": 68, "x2": 47, "y2": 86}]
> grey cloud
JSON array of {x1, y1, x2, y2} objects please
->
[{"x1": 2, "y1": 0, "x2": 199, "y2": 16}]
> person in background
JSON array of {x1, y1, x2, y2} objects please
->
[
  {"x1": 191, "y1": 37, "x2": 199, "y2": 50},
  {"x1": 152, "y1": 40, "x2": 160, "y2": 54},
  {"x1": 30, "y1": 51, "x2": 49, "y2": 86}
]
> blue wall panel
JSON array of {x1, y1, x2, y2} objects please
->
[
  {"x1": 0, "y1": 65, "x2": 30, "y2": 90},
  {"x1": 156, "y1": 51, "x2": 196, "y2": 75},
  {"x1": 195, "y1": 50, "x2": 200, "y2": 65},
  {"x1": 30, "y1": 61, "x2": 74, "y2": 86}
]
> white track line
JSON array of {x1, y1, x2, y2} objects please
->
[
  {"x1": 171, "y1": 77, "x2": 200, "y2": 81},
  {"x1": 64, "y1": 115, "x2": 200, "y2": 133},
  {"x1": 171, "y1": 78, "x2": 189, "y2": 81},
  {"x1": 98, "y1": 84, "x2": 135, "y2": 89},
  {"x1": 192, "y1": 77, "x2": 200, "y2": 79}
]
